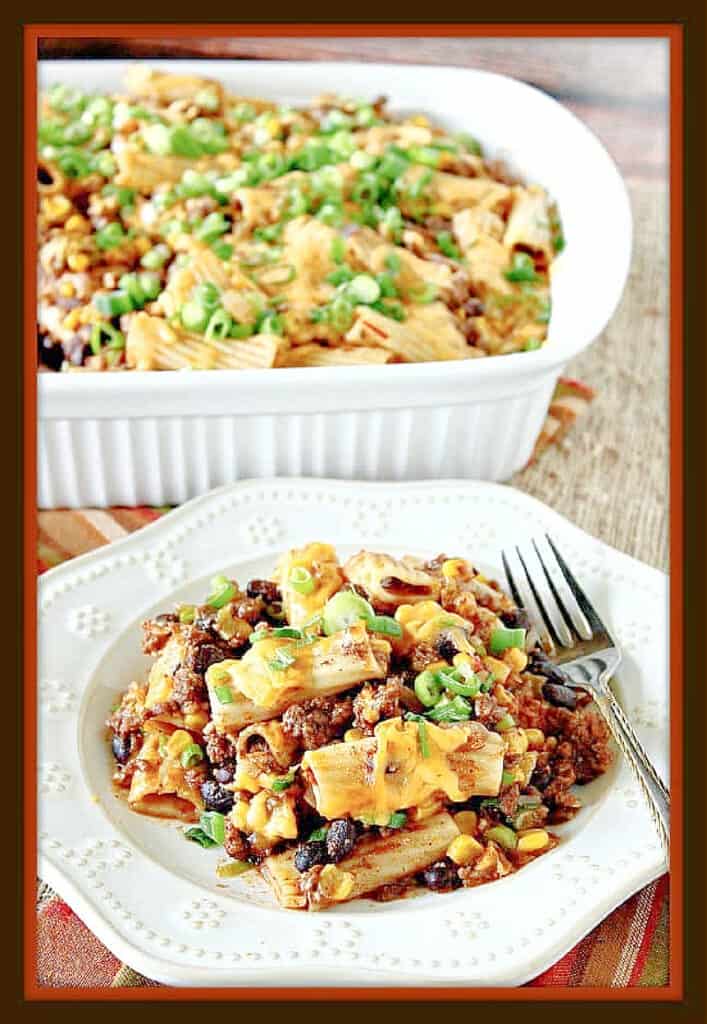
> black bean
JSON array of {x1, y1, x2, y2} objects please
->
[
  {"x1": 421, "y1": 861, "x2": 461, "y2": 892},
  {"x1": 294, "y1": 841, "x2": 328, "y2": 873},
  {"x1": 528, "y1": 650, "x2": 567, "y2": 686},
  {"x1": 38, "y1": 334, "x2": 64, "y2": 371},
  {"x1": 436, "y1": 633, "x2": 459, "y2": 662},
  {"x1": 200, "y1": 780, "x2": 235, "y2": 814},
  {"x1": 185, "y1": 642, "x2": 229, "y2": 677},
  {"x1": 542, "y1": 681, "x2": 577, "y2": 710},
  {"x1": 501, "y1": 608, "x2": 531, "y2": 631},
  {"x1": 246, "y1": 579, "x2": 281, "y2": 604},
  {"x1": 111, "y1": 734, "x2": 131, "y2": 765},
  {"x1": 325, "y1": 819, "x2": 358, "y2": 862},
  {"x1": 531, "y1": 766, "x2": 552, "y2": 790}
]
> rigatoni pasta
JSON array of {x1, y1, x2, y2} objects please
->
[
  {"x1": 38, "y1": 67, "x2": 564, "y2": 373},
  {"x1": 107, "y1": 543, "x2": 612, "y2": 911}
]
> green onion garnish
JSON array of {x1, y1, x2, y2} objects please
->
[
  {"x1": 289, "y1": 566, "x2": 316, "y2": 595},
  {"x1": 95, "y1": 222, "x2": 126, "y2": 251},
  {"x1": 322, "y1": 591, "x2": 375, "y2": 636},
  {"x1": 205, "y1": 574, "x2": 236, "y2": 609},
  {"x1": 485, "y1": 824, "x2": 518, "y2": 850},
  {"x1": 181, "y1": 300, "x2": 210, "y2": 334},
  {"x1": 409, "y1": 283, "x2": 438, "y2": 304},
  {"x1": 417, "y1": 719, "x2": 430, "y2": 759},
  {"x1": 89, "y1": 322, "x2": 124, "y2": 355},
  {"x1": 271, "y1": 772, "x2": 295, "y2": 792},
  {"x1": 200, "y1": 810, "x2": 226, "y2": 845},
  {"x1": 205, "y1": 308, "x2": 233, "y2": 340},
  {"x1": 436, "y1": 231, "x2": 461, "y2": 260},
  {"x1": 414, "y1": 670, "x2": 444, "y2": 707},
  {"x1": 330, "y1": 236, "x2": 346, "y2": 263},
  {"x1": 489, "y1": 627, "x2": 526, "y2": 654},
  {"x1": 501, "y1": 769, "x2": 516, "y2": 787},
  {"x1": 214, "y1": 684, "x2": 234, "y2": 704},
  {"x1": 496, "y1": 713, "x2": 516, "y2": 733},
  {"x1": 180, "y1": 743, "x2": 204, "y2": 769},
  {"x1": 504, "y1": 252, "x2": 538, "y2": 283},
  {"x1": 178, "y1": 605, "x2": 196, "y2": 625},
  {"x1": 268, "y1": 648, "x2": 297, "y2": 672},
  {"x1": 427, "y1": 695, "x2": 472, "y2": 723},
  {"x1": 308, "y1": 826, "x2": 329, "y2": 841},
  {"x1": 366, "y1": 615, "x2": 402, "y2": 638},
  {"x1": 387, "y1": 811, "x2": 408, "y2": 829},
  {"x1": 94, "y1": 290, "x2": 133, "y2": 317},
  {"x1": 216, "y1": 859, "x2": 254, "y2": 878},
  {"x1": 250, "y1": 627, "x2": 302, "y2": 642},
  {"x1": 184, "y1": 826, "x2": 218, "y2": 849}
]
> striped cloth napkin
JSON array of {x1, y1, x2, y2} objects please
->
[{"x1": 35, "y1": 379, "x2": 670, "y2": 988}]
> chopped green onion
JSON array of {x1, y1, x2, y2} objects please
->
[
  {"x1": 387, "y1": 811, "x2": 408, "y2": 829},
  {"x1": 348, "y1": 274, "x2": 381, "y2": 304},
  {"x1": 366, "y1": 615, "x2": 402, "y2": 638},
  {"x1": 94, "y1": 290, "x2": 133, "y2": 317},
  {"x1": 414, "y1": 669, "x2": 444, "y2": 707},
  {"x1": 525, "y1": 338, "x2": 543, "y2": 351},
  {"x1": 230, "y1": 322, "x2": 254, "y2": 339},
  {"x1": 181, "y1": 300, "x2": 210, "y2": 334},
  {"x1": 205, "y1": 308, "x2": 233, "y2": 340},
  {"x1": 554, "y1": 234, "x2": 566, "y2": 253},
  {"x1": 216, "y1": 859, "x2": 254, "y2": 878},
  {"x1": 440, "y1": 669, "x2": 482, "y2": 699},
  {"x1": 330, "y1": 236, "x2": 347, "y2": 263},
  {"x1": 427, "y1": 694, "x2": 472, "y2": 722},
  {"x1": 194, "y1": 211, "x2": 230, "y2": 243},
  {"x1": 489, "y1": 627, "x2": 526, "y2": 654},
  {"x1": 407, "y1": 145, "x2": 441, "y2": 168},
  {"x1": 496, "y1": 713, "x2": 516, "y2": 733},
  {"x1": 409, "y1": 283, "x2": 438, "y2": 304},
  {"x1": 455, "y1": 132, "x2": 483, "y2": 156},
  {"x1": 385, "y1": 250, "x2": 402, "y2": 273},
  {"x1": 251, "y1": 627, "x2": 302, "y2": 643},
  {"x1": 193, "y1": 281, "x2": 221, "y2": 311},
  {"x1": 289, "y1": 566, "x2": 315, "y2": 595},
  {"x1": 417, "y1": 718, "x2": 430, "y2": 759},
  {"x1": 89, "y1": 322, "x2": 125, "y2": 355},
  {"x1": 504, "y1": 252, "x2": 538, "y2": 283},
  {"x1": 178, "y1": 605, "x2": 196, "y2": 625},
  {"x1": 95, "y1": 222, "x2": 126, "y2": 251},
  {"x1": 211, "y1": 240, "x2": 234, "y2": 261},
  {"x1": 271, "y1": 772, "x2": 296, "y2": 792},
  {"x1": 214, "y1": 684, "x2": 234, "y2": 704},
  {"x1": 322, "y1": 590, "x2": 375, "y2": 635},
  {"x1": 184, "y1": 826, "x2": 218, "y2": 849},
  {"x1": 101, "y1": 183, "x2": 135, "y2": 208},
  {"x1": 254, "y1": 263, "x2": 296, "y2": 287},
  {"x1": 327, "y1": 266, "x2": 355, "y2": 287},
  {"x1": 485, "y1": 824, "x2": 518, "y2": 850},
  {"x1": 205, "y1": 573, "x2": 236, "y2": 609},
  {"x1": 200, "y1": 810, "x2": 226, "y2": 845},
  {"x1": 268, "y1": 647, "x2": 297, "y2": 672},
  {"x1": 436, "y1": 231, "x2": 461, "y2": 260},
  {"x1": 180, "y1": 743, "x2": 204, "y2": 769},
  {"x1": 308, "y1": 826, "x2": 329, "y2": 841},
  {"x1": 501, "y1": 769, "x2": 516, "y2": 787},
  {"x1": 375, "y1": 272, "x2": 398, "y2": 298}
]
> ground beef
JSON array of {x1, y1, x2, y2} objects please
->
[
  {"x1": 281, "y1": 695, "x2": 354, "y2": 750},
  {"x1": 498, "y1": 782, "x2": 521, "y2": 819},
  {"x1": 245, "y1": 579, "x2": 281, "y2": 604},
  {"x1": 141, "y1": 614, "x2": 178, "y2": 655},
  {"x1": 473, "y1": 692, "x2": 507, "y2": 728},
  {"x1": 408, "y1": 642, "x2": 441, "y2": 674},
  {"x1": 352, "y1": 677, "x2": 420, "y2": 731},
  {"x1": 232, "y1": 596, "x2": 266, "y2": 625},
  {"x1": 171, "y1": 665, "x2": 208, "y2": 706},
  {"x1": 204, "y1": 729, "x2": 235, "y2": 767},
  {"x1": 223, "y1": 820, "x2": 249, "y2": 861}
]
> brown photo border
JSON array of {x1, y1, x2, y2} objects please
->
[{"x1": 21, "y1": 21, "x2": 686, "y2": 1004}]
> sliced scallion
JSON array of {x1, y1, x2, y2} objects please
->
[{"x1": 289, "y1": 566, "x2": 316, "y2": 595}]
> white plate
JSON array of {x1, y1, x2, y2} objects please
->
[{"x1": 37, "y1": 479, "x2": 668, "y2": 987}]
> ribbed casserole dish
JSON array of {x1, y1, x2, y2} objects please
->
[{"x1": 37, "y1": 60, "x2": 632, "y2": 508}]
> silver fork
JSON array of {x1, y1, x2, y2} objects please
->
[{"x1": 501, "y1": 534, "x2": 670, "y2": 858}]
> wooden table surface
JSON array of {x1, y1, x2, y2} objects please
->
[{"x1": 39, "y1": 36, "x2": 670, "y2": 569}]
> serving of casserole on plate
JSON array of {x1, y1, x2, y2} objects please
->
[
  {"x1": 37, "y1": 60, "x2": 631, "y2": 505},
  {"x1": 38, "y1": 479, "x2": 667, "y2": 986}
]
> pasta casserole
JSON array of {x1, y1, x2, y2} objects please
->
[
  {"x1": 38, "y1": 66, "x2": 564, "y2": 373},
  {"x1": 108, "y1": 543, "x2": 612, "y2": 910}
]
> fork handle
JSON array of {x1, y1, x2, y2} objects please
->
[{"x1": 593, "y1": 687, "x2": 670, "y2": 859}]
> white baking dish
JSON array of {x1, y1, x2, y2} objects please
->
[{"x1": 37, "y1": 59, "x2": 632, "y2": 508}]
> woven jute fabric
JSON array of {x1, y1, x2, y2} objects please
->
[{"x1": 514, "y1": 180, "x2": 669, "y2": 573}]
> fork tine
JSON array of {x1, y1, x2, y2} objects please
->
[
  {"x1": 545, "y1": 534, "x2": 611, "y2": 641},
  {"x1": 502, "y1": 548, "x2": 555, "y2": 654},
  {"x1": 529, "y1": 539, "x2": 578, "y2": 648},
  {"x1": 517, "y1": 544, "x2": 574, "y2": 649}
]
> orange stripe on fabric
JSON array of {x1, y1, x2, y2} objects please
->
[
  {"x1": 631, "y1": 875, "x2": 669, "y2": 986},
  {"x1": 109, "y1": 507, "x2": 166, "y2": 534},
  {"x1": 38, "y1": 510, "x2": 112, "y2": 559}
]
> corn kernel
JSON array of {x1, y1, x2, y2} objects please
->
[
  {"x1": 484, "y1": 656, "x2": 510, "y2": 684},
  {"x1": 453, "y1": 810, "x2": 478, "y2": 835},
  {"x1": 504, "y1": 647, "x2": 528, "y2": 672},
  {"x1": 62, "y1": 309, "x2": 81, "y2": 331},
  {"x1": 426, "y1": 660, "x2": 448, "y2": 674},
  {"x1": 447, "y1": 834, "x2": 483, "y2": 866},
  {"x1": 184, "y1": 709, "x2": 209, "y2": 732},
  {"x1": 318, "y1": 864, "x2": 354, "y2": 901},
  {"x1": 452, "y1": 652, "x2": 473, "y2": 670},
  {"x1": 517, "y1": 829, "x2": 550, "y2": 853},
  {"x1": 524, "y1": 728, "x2": 545, "y2": 750},
  {"x1": 135, "y1": 236, "x2": 151, "y2": 255},
  {"x1": 442, "y1": 558, "x2": 467, "y2": 579},
  {"x1": 67, "y1": 252, "x2": 90, "y2": 272},
  {"x1": 41, "y1": 194, "x2": 71, "y2": 222},
  {"x1": 503, "y1": 728, "x2": 529, "y2": 756},
  {"x1": 58, "y1": 280, "x2": 76, "y2": 298},
  {"x1": 409, "y1": 114, "x2": 430, "y2": 127},
  {"x1": 166, "y1": 729, "x2": 193, "y2": 758},
  {"x1": 344, "y1": 728, "x2": 364, "y2": 743},
  {"x1": 65, "y1": 214, "x2": 90, "y2": 234}
]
